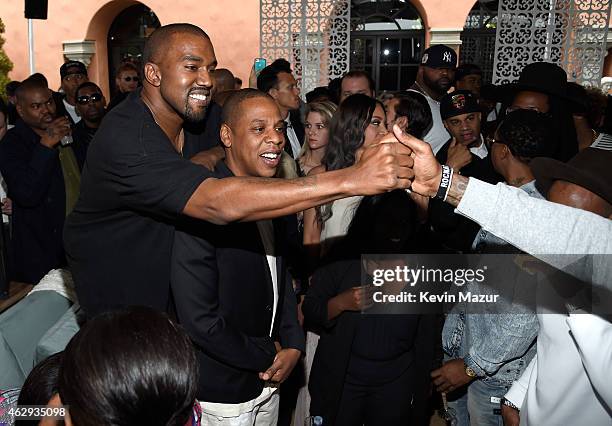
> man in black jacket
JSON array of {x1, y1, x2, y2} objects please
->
[
  {"x1": 72, "y1": 82, "x2": 106, "y2": 148},
  {"x1": 0, "y1": 78, "x2": 86, "y2": 283},
  {"x1": 429, "y1": 90, "x2": 502, "y2": 253},
  {"x1": 171, "y1": 89, "x2": 304, "y2": 425}
]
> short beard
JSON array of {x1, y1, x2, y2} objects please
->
[
  {"x1": 423, "y1": 74, "x2": 451, "y2": 96},
  {"x1": 183, "y1": 97, "x2": 208, "y2": 123}
]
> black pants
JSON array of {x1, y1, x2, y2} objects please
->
[{"x1": 334, "y1": 364, "x2": 415, "y2": 426}]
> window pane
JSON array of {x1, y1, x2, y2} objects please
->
[
  {"x1": 380, "y1": 38, "x2": 400, "y2": 65},
  {"x1": 401, "y1": 38, "x2": 423, "y2": 64},
  {"x1": 351, "y1": 37, "x2": 375, "y2": 68},
  {"x1": 379, "y1": 66, "x2": 399, "y2": 92},
  {"x1": 400, "y1": 66, "x2": 418, "y2": 90}
]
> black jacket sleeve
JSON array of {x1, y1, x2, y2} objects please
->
[
  {"x1": 0, "y1": 132, "x2": 58, "y2": 207},
  {"x1": 302, "y1": 260, "x2": 352, "y2": 330},
  {"x1": 277, "y1": 267, "x2": 306, "y2": 352}
]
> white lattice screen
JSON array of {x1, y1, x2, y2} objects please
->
[
  {"x1": 260, "y1": 0, "x2": 350, "y2": 94},
  {"x1": 493, "y1": 0, "x2": 611, "y2": 87}
]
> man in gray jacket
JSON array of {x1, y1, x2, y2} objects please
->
[{"x1": 386, "y1": 125, "x2": 612, "y2": 426}]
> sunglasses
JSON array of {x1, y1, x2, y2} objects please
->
[
  {"x1": 77, "y1": 93, "x2": 103, "y2": 105},
  {"x1": 123, "y1": 76, "x2": 139, "y2": 82}
]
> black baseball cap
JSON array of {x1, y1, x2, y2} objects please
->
[
  {"x1": 440, "y1": 90, "x2": 480, "y2": 120},
  {"x1": 420, "y1": 45, "x2": 457, "y2": 69},
  {"x1": 60, "y1": 61, "x2": 88, "y2": 79}
]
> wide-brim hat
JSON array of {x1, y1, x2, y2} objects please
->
[
  {"x1": 532, "y1": 147, "x2": 612, "y2": 204},
  {"x1": 501, "y1": 62, "x2": 580, "y2": 107}
]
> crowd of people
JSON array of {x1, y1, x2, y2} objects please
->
[{"x1": 0, "y1": 22, "x2": 610, "y2": 426}]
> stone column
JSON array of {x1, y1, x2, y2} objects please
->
[
  {"x1": 62, "y1": 40, "x2": 96, "y2": 67},
  {"x1": 428, "y1": 28, "x2": 463, "y2": 54}
]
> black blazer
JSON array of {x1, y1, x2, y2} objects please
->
[
  {"x1": 428, "y1": 137, "x2": 503, "y2": 253},
  {"x1": 0, "y1": 120, "x2": 86, "y2": 283},
  {"x1": 303, "y1": 258, "x2": 438, "y2": 426},
  {"x1": 171, "y1": 162, "x2": 305, "y2": 404}
]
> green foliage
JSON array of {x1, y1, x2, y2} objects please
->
[{"x1": 0, "y1": 18, "x2": 14, "y2": 101}]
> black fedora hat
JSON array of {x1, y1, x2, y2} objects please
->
[
  {"x1": 502, "y1": 62, "x2": 580, "y2": 106},
  {"x1": 532, "y1": 147, "x2": 612, "y2": 204}
]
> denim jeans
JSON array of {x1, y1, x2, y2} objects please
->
[{"x1": 448, "y1": 379, "x2": 508, "y2": 426}]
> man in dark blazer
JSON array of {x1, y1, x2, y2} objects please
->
[
  {"x1": 257, "y1": 63, "x2": 304, "y2": 159},
  {"x1": 171, "y1": 89, "x2": 304, "y2": 424},
  {"x1": 0, "y1": 78, "x2": 86, "y2": 284}
]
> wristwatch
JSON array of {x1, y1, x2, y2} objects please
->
[
  {"x1": 464, "y1": 361, "x2": 477, "y2": 378},
  {"x1": 501, "y1": 397, "x2": 519, "y2": 411}
]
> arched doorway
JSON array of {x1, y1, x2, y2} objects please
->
[
  {"x1": 107, "y1": 3, "x2": 160, "y2": 98},
  {"x1": 350, "y1": 0, "x2": 425, "y2": 93},
  {"x1": 460, "y1": 1, "x2": 498, "y2": 84}
]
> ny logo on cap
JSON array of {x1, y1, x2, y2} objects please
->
[
  {"x1": 451, "y1": 94, "x2": 466, "y2": 110},
  {"x1": 443, "y1": 52, "x2": 452, "y2": 63}
]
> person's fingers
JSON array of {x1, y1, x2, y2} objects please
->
[
  {"x1": 398, "y1": 153, "x2": 414, "y2": 168},
  {"x1": 431, "y1": 369, "x2": 442, "y2": 378},
  {"x1": 262, "y1": 358, "x2": 282, "y2": 381},
  {"x1": 394, "y1": 177, "x2": 413, "y2": 190},
  {"x1": 437, "y1": 383, "x2": 453, "y2": 393},
  {"x1": 376, "y1": 132, "x2": 400, "y2": 145},
  {"x1": 270, "y1": 367, "x2": 286, "y2": 383},
  {"x1": 392, "y1": 124, "x2": 433, "y2": 156},
  {"x1": 432, "y1": 376, "x2": 447, "y2": 387},
  {"x1": 395, "y1": 116, "x2": 409, "y2": 131}
]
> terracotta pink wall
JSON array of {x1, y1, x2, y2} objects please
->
[
  {"x1": 422, "y1": 0, "x2": 475, "y2": 28},
  {"x1": 0, "y1": 0, "x2": 475, "y2": 98},
  {"x1": 0, "y1": 0, "x2": 260, "y2": 98}
]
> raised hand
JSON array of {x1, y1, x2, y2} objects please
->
[
  {"x1": 446, "y1": 137, "x2": 473, "y2": 171},
  {"x1": 40, "y1": 117, "x2": 71, "y2": 148}
]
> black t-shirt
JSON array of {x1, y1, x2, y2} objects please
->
[{"x1": 64, "y1": 89, "x2": 213, "y2": 317}]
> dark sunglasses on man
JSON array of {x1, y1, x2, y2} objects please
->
[
  {"x1": 123, "y1": 76, "x2": 139, "y2": 82},
  {"x1": 77, "y1": 93, "x2": 103, "y2": 105}
]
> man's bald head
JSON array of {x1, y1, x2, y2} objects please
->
[
  {"x1": 143, "y1": 23, "x2": 210, "y2": 65},
  {"x1": 214, "y1": 69, "x2": 236, "y2": 94},
  {"x1": 15, "y1": 77, "x2": 49, "y2": 104},
  {"x1": 221, "y1": 89, "x2": 276, "y2": 128}
]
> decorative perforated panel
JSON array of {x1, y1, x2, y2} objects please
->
[
  {"x1": 260, "y1": 0, "x2": 350, "y2": 94},
  {"x1": 493, "y1": 0, "x2": 611, "y2": 87}
]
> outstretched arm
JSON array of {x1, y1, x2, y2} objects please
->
[{"x1": 184, "y1": 140, "x2": 414, "y2": 224}]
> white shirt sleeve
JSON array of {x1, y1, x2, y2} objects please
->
[{"x1": 505, "y1": 355, "x2": 536, "y2": 409}]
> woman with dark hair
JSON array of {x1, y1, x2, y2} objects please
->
[
  {"x1": 303, "y1": 93, "x2": 387, "y2": 258},
  {"x1": 384, "y1": 91, "x2": 433, "y2": 139},
  {"x1": 14, "y1": 352, "x2": 63, "y2": 426},
  {"x1": 304, "y1": 190, "x2": 437, "y2": 425},
  {"x1": 296, "y1": 94, "x2": 387, "y2": 425},
  {"x1": 58, "y1": 306, "x2": 200, "y2": 426}
]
